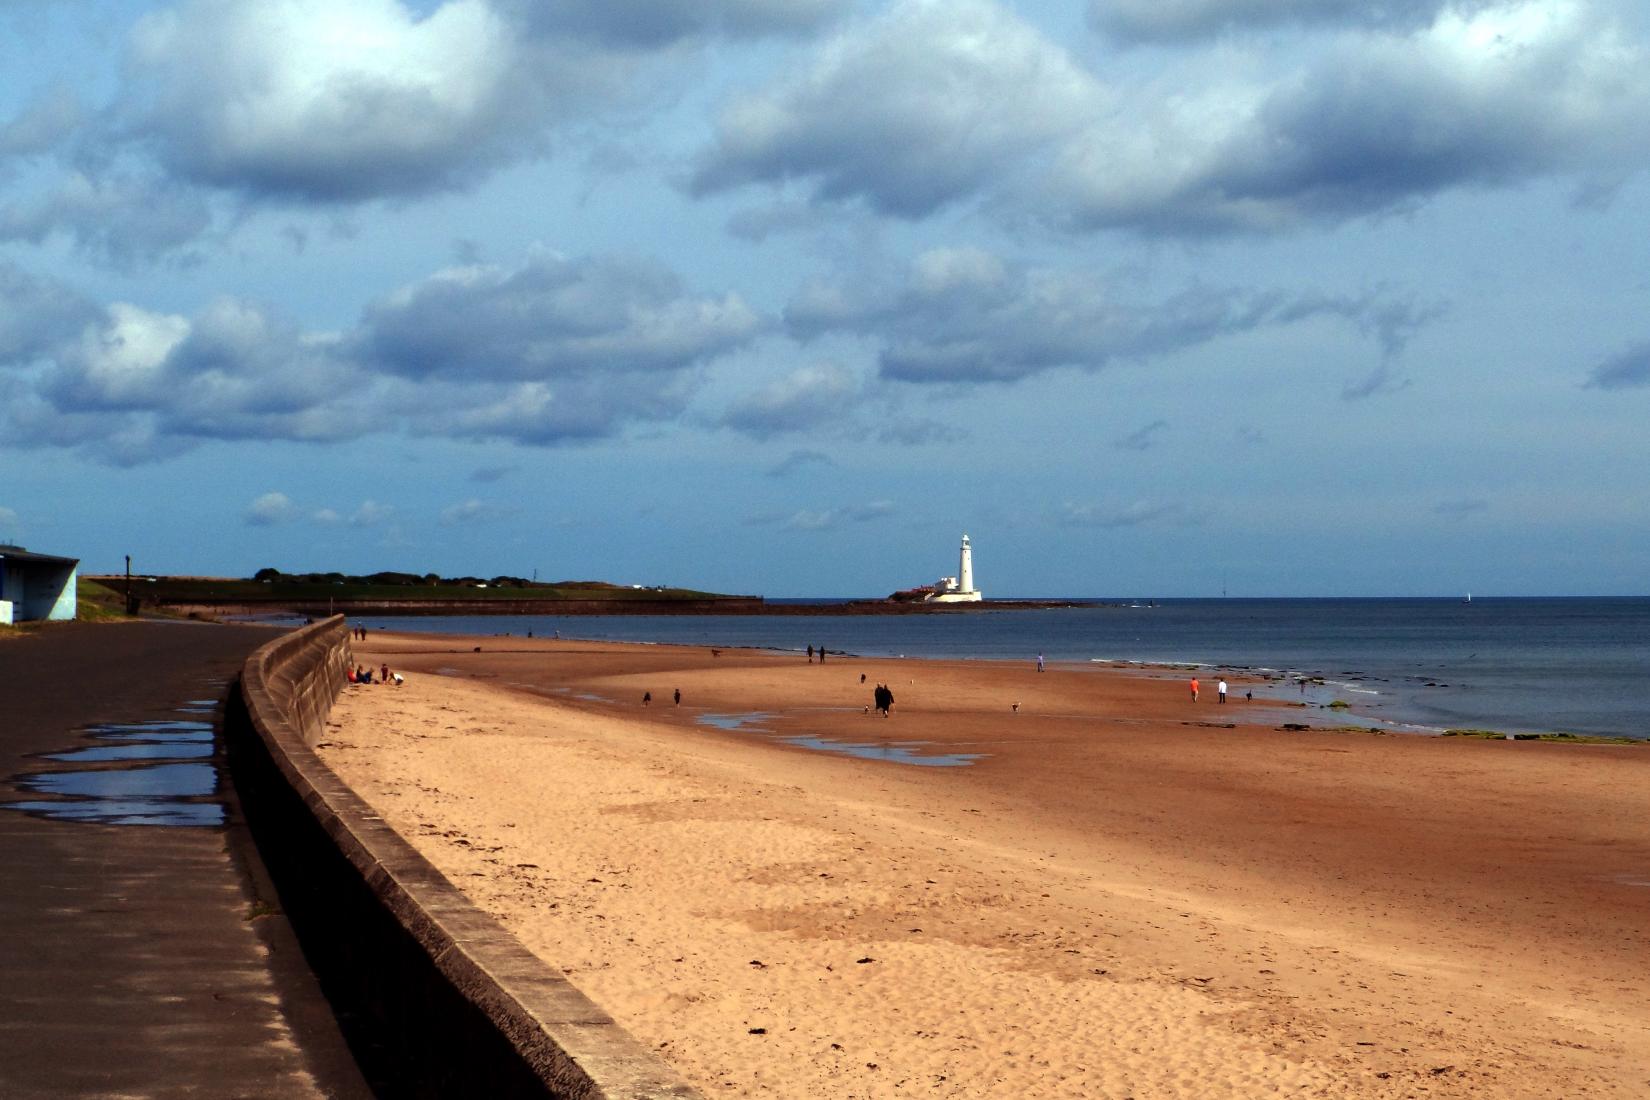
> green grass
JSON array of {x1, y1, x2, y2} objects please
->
[
  {"x1": 76, "y1": 578, "x2": 129, "y2": 621},
  {"x1": 96, "y1": 576, "x2": 734, "y2": 605}
]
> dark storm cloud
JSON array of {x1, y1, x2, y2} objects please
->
[
  {"x1": 1585, "y1": 341, "x2": 1650, "y2": 389},
  {"x1": 785, "y1": 248, "x2": 1426, "y2": 385}
]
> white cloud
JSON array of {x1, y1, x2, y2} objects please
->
[
  {"x1": 721, "y1": 362, "x2": 862, "y2": 437},
  {"x1": 1, "y1": 246, "x2": 759, "y2": 461},
  {"x1": 115, "y1": 0, "x2": 850, "y2": 207},
  {"x1": 244, "y1": 491, "x2": 299, "y2": 526},
  {"x1": 360, "y1": 250, "x2": 762, "y2": 381},
  {"x1": 349, "y1": 500, "x2": 393, "y2": 527},
  {"x1": 517, "y1": 0, "x2": 849, "y2": 45},
  {"x1": 692, "y1": 0, "x2": 1650, "y2": 236},
  {"x1": 767, "y1": 448, "x2": 833, "y2": 476},
  {"x1": 127, "y1": 0, "x2": 546, "y2": 200},
  {"x1": 776, "y1": 501, "x2": 896, "y2": 530},
  {"x1": 1052, "y1": 0, "x2": 1650, "y2": 232},
  {"x1": 1088, "y1": 0, "x2": 1485, "y2": 42},
  {"x1": 438, "y1": 498, "x2": 515, "y2": 526},
  {"x1": 0, "y1": 87, "x2": 84, "y2": 157},
  {"x1": 787, "y1": 248, "x2": 1430, "y2": 384},
  {"x1": 1057, "y1": 500, "x2": 1198, "y2": 528},
  {"x1": 0, "y1": 264, "x2": 98, "y2": 363},
  {"x1": 0, "y1": 171, "x2": 212, "y2": 265},
  {"x1": 745, "y1": 499, "x2": 897, "y2": 530},
  {"x1": 47, "y1": 303, "x2": 190, "y2": 410},
  {"x1": 691, "y1": 0, "x2": 1106, "y2": 217}
]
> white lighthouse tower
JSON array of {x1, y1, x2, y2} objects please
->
[{"x1": 926, "y1": 534, "x2": 983, "y2": 603}]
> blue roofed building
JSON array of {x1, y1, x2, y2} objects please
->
[{"x1": 0, "y1": 546, "x2": 79, "y2": 624}]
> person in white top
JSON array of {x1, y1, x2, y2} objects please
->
[{"x1": 1217, "y1": 679, "x2": 1228, "y2": 703}]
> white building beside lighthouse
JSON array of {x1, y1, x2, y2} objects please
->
[{"x1": 926, "y1": 534, "x2": 983, "y2": 603}]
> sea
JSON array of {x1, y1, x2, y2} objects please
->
[{"x1": 350, "y1": 597, "x2": 1650, "y2": 741}]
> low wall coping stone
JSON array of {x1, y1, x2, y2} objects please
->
[{"x1": 239, "y1": 616, "x2": 703, "y2": 1100}]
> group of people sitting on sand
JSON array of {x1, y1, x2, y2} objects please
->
[{"x1": 347, "y1": 663, "x2": 403, "y2": 687}]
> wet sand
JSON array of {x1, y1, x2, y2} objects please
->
[{"x1": 321, "y1": 633, "x2": 1650, "y2": 1098}]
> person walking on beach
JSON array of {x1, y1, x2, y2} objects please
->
[
  {"x1": 807, "y1": 645, "x2": 814, "y2": 663},
  {"x1": 817, "y1": 645, "x2": 825, "y2": 663},
  {"x1": 874, "y1": 683, "x2": 893, "y2": 717},
  {"x1": 1218, "y1": 679, "x2": 1228, "y2": 704},
  {"x1": 1036, "y1": 653, "x2": 1045, "y2": 673},
  {"x1": 642, "y1": 691, "x2": 651, "y2": 706},
  {"x1": 1189, "y1": 677, "x2": 1199, "y2": 702},
  {"x1": 673, "y1": 688, "x2": 681, "y2": 706}
]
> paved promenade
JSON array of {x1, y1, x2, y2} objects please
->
[{"x1": 0, "y1": 621, "x2": 369, "y2": 1099}]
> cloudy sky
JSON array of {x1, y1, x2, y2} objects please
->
[{"x1": 2, "y1": 0, "x2": 1647, "y2": 596}]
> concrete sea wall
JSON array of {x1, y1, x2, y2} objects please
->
[{"x1": 227, "y1": 615, "x2": 699, "y2": 1100}]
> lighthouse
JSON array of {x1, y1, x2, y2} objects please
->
[{"x1": 926, "y1": 534, "x2": 983, "y2": 603}]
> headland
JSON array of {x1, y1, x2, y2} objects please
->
[{"x1": 88, "y1": 570, "x2": 1083, "y2": 618}]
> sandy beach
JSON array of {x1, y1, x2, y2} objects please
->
[{"x1": 319, "y1": 634, "x2": 1650, "y2": 1098}]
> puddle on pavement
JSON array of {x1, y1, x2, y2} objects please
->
[
  {"x1": 21, "y1": 762, "x2": 217, "y2": 799},
  {"x1": 4, "y1": 709, "x2": 224, "y2": 828},
  {"x1": 91, "y1": 720, "x2": 213, "y2": 740},
  {"x1": 5, "y1": 799, "x2": 223, "y2": 827},
  {"x1": 45, "y1": 742, "x2": 214, "y2": 763}
]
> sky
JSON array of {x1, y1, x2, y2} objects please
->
[{"x1": 1, "y1": 0, "x2": 1647, "y2": 597}]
